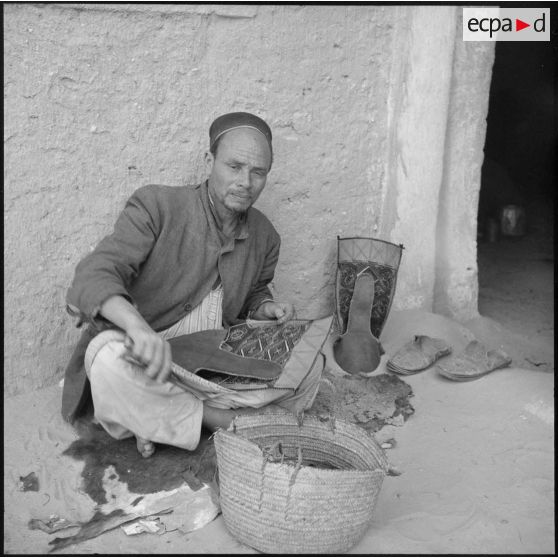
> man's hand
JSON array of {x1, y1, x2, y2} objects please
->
[
  {"x1": 100, "y1": 295, "x2": 173, "y2": 383},
  {"x1": 125, "y1": 325, "x2": 173, "y2": 383},
  {"x1": 252, "y1": 300, "x2": 296, "y2": 324}
]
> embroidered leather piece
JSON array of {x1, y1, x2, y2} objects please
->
[
  {"x1": 170, "y1": 316, "x2": 333, "y2": 393},
  {"x1": 335, "y1": 237, "x2": 403, "y2": 338},
  {"x1": 222, "y1": 320, "x2": 312, "y2": 366},
  {"x1": 168, "y1": 329, "x2": 282, "y2": 381},
  {"x1": 84, "y1": 318, "x2": 332, "y2": 415}
]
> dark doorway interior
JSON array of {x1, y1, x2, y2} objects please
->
[
  {"x1": 478, "y1": 39, "x2": 555, "y2": 240},
  {"x1": 476, "y1": 33, "x2": 555, "y2": 349}
]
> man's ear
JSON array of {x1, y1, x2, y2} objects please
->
[{"x1": 204, "y1": 151, "x2": 215, "y2": 176}]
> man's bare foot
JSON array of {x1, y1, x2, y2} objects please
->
[{"x1": 136, "y1": 435, "x2": 155, "y2": 458}]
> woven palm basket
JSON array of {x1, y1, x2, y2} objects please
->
[{"x1": 214, "y1": 412, "x2": 389, "y2": 554}]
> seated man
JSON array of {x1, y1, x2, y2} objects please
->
[{"x1": 62, "y1": 112, "x2": 299, "y2": 457}]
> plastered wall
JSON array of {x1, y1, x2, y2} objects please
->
[
  {"x1": 434, "y1": 16, "x2": 495, "y2": 320},
  {"x1": 4, "y1": 4, "x2": 494, "y2": 396}
]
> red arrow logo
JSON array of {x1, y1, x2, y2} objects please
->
[{"x1": 516, "y1": 18, "x2": 530, "y2": 31}]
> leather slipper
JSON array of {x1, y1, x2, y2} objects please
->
[
  {"x1": 435, "y1": 340, "x2": 512, "y2": 381},
  {"x1": 387, "y1": 335, "x2": 452, "y2": 375}
]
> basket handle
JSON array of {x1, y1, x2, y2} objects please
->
[{"x1": 293, "y1": 373, "x2": 339, "y2": 431}]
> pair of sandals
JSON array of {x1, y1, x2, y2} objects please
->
[{"x1": 387, "y1": 335, "x2": 512, "y2": 381}]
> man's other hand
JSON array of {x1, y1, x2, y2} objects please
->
[
  {"x1": 253, "y1": 301, "x2": 296, "y2": 324},
  {"x1": 125, "y1": 326, "x2": 172, "y2": 383}
]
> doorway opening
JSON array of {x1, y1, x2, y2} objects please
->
[{"x1": 476, "y1": 37, "x2": 555, "y2": 353}]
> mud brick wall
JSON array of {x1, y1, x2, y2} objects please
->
[{"x1": 4, "y1": 4, "x2": 494, "y2": 395}]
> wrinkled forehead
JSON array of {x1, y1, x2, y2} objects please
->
[
  {"x1": 217, "y1": 128, "x2": 273, "y2": 167},
  {"x1": 212, "y1": 125, "x2": 272, "y2": 151}
]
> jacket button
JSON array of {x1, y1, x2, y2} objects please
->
[{"x1": 183, "y1": 303, "x2": 192, "y2": 313}]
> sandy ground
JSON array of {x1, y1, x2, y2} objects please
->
[
  {"x1": 4, "y1": 237, "x2": 554, "y2": 555},
  {"x1": 350, "y1": 310, "x2": 554, "y2": 554},
  {"x1": 4, "y1": 310, "x2": 554, "y2": 555},
  {"x1": 477, "y1": 236, "x2": 554, "y2": 372}
]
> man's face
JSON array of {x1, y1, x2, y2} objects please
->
[{"x1": 205, "y1": 128, "x2": 272, "y2": 214}]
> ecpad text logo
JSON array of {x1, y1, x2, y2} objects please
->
[{"x1": 463, "y1": 8, "x2": 550, "y2": 42}]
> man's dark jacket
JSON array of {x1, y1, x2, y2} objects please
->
[{"x1": 62, "y1": 182, "x2": 280, "y2": 422}]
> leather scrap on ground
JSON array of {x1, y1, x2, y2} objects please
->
[{"x1": 309, "y1": 371, "x2": 414, "y2": 432}]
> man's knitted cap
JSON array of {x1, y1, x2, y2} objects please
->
[{"x1": 209, "y1": 112, "x2": 272, "y2": 151}]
